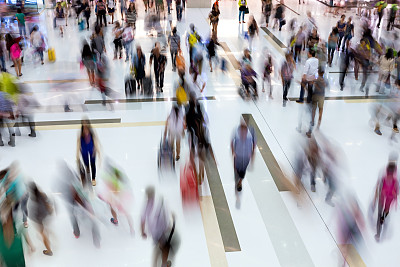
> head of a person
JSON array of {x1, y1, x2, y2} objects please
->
[
  {"x1": 307, "y1": 11, "x2": 311, "y2": 17},
  {"x1": 312, "y1": 28, "x2": 317, "y2": 36},
  {"x1": 17, "y1": 8, "x2": 21, "y2": 13},
  {"x1": 360, "y1": 38, "x2": 366, "y2": 46},
  {"x1": 341, "y1": 14, "x2": 345, "y2": 21},
  {"x1": 309, "y1": 50, "x2": 316, "y2": 58},
  {"x1": 136, "y1": 45, "x2": 142, "y2": 55},
  {"x1": 348, "y1": 16, "x2": 352, "y2": 23},
  {"x1": 56, "y1": 2, "x2": 61, "y2": 7},
  {"x1": 32, "y1": 25, "x2": 39, "y2": 32},
  {"x1": 81, "y1": 118, "x2": 92, "y2": 137},
  {"x1": 172, "y1": 27, "x2": 177, "y2": 35},
  {"x1": 285, "y1": 52, "x2": 292, "y2": 61},
  {"x1": 115, "y1": 21, "x2": 120, "y2": 28},
  {"x1": 385, "y1": 48, "x2": 394, "y2": 60},
  {"x1": 332, "y1": 27, "x2": 338, "y2": 35},
  {"x1": 154, "y1": 42, "x2": 160, "y2": 53},
  {"x1": 239, "y1": 119, "x2": 248, "y2": 139},
  {"x1": 95, "y1": 24, "x2": 101, "y2": 35},
  {"x1": 145, "y1": 186, "x2": 155, "y2": 200},
  {"x1": 244, "y1": 48, "x2": 250, "y2": 59},
  {"x1": 129, "y1": 2, "x2": 134, "y2": 9},
  {"x1": 98, "y1": 0, "x2": 103, "y2": 3}
]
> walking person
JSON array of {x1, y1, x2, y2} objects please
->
[
  {"x1": 122, "y1": 24, "x2": 134, "y2": 62},
  {"x1": 263, "y1": 0, "x2": 272, "y2": 27},
  {"x1": 273, "y1": 0, "x2": 285, "y2": 31},
  {"x1": 133, "y1": 45, "x2": 146, "y2": 92},
  {"x1": 262, "y1": 52, "x2": 273, "y2": 97},
  {"x1": 336, "y1": 15, "x2": 346, "y2": 51},
  {"x1": 176, "y1": 0, "x2": 183, "y2": 21},
  {"x1": 343, "y1": 17, "x2": 354, "y2": 52},
  {"x1": 15, "y1": 8, "x2": 26, "y2": 37},
  {"x1": 387, "y1": 4, "x2": 398, "y2": 31},
  {"x1": 27, "y1": 182, "x2": 54, "y2": 256},
  {"x1": 296, "y1": 50, "x2": 318, "y2": 104},
  {"x1": 0, "y1": 90, "x2": 16, "y2": 147},
  {"x1": 373, "y1": 153, "x2": 399, "y2": 242},
  {"x1": 90, "y1": 25, "x2": 106, "y2": 58},
  {"x1": 81, "y1": 0, "x2": 91, "y2": 30},
  {"x1": 247, "y1": 15, "x2": 259, "y2": 51},
  {"x1": 306, "y1": 67, "x2": 328, "y2": 137},
  {"x1": 16, "y1": 85, "x2": 39, "y2": 137},
  {"x1": 208, "y1": 4, "x2": 220, "y2": 38},
  {"x1": 30, "y1": 25, "x2": 45, "y2": 65},
  {"x1": 107, "y1": 0, "x2": 115, "y2": 24},
  {"x1": 126, "y1": 2, "x2": 137, "y2": 29},
  {"x1": 327, "y1": 27, "x2": 338, "y2": 67},
  {"x1": 376, "y1": 48, "x2": 395, "y2": 94},
  {"x1": 81, "y1": 41, "x2": 96, "y2": 86},
  {"x1": 112, "y1": 21, "x2": 123, "y2": 60},
  {"x1": 164, "y1": 104, "x2": 185, "y2": 161},
  {"x1": 375, "y1": 0, "x2": 387, "y2": 28},
  {"x1": 354, "y1": 38, "x2": 371, "y2": 93},
  {"x1": 54, "y1": 2, "x2": 65, "y2": 36},
  {"x1": 96, "y1": 0, "x2": 107, "y2": 27},
  {"x1": 77, "y1": 118, "x2": 101, "y2": 186},
  {"x1": 238, "y1": 0, "x2": 247, "y2": 24},
  {"x1": 206, "y1": 33, "x2": 218, "y2": 72},
  {"x1": 168, "y1": 27, "x2": 180, "y2": 72},
  {"x1": 150, "y1": 42, "x2": 167, "y2": 93},
  {"x1": 231, "y1": 119, "x2": 256, "y2": 208},
  {"x1": 281, "y1": 53, "x2": 295, "y2": 106},
  {"x1": 6, "y1": 34, "x2": 22, "y2": 77}
]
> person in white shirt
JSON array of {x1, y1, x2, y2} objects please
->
[{"x1": 296, "y1": 50, "x2": 318, "y2": 103}]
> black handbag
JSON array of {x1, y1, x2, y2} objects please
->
[{"x1": 244, "y1": 6, "x2": 249, "y2": 14}]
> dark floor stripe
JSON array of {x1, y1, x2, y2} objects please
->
[
  {"x1": 204, "y1": 156, "x2": 241, "y2": 252},
  {"x1": 329, "y1": 71, "x2": 379, "y2": 74},
  {"x1": 15, "y1": 118, "x2": 121, "y2": 127},
  {"x1": 288, "y1": 95, "x2": 389, "y2": 101},
  {"x1": 242, "y1": 114, "x2": 290, "y2": 192},
  {"x1": 84, "y1": 96, "x2": 216, "y2": 105},
  {"x1": 219, "y1": 42, "x2": 241, "y2": 70},
  {"x1": 274, "y1": 0, "x2": 300, "y2": 15},
  {"x1": 261, "y1": 27, "x2": 287, "y2": 49}
]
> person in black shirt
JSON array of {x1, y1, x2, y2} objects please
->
[{"x1": 150, "y1": 42, "x2": 167, "y2": 93}]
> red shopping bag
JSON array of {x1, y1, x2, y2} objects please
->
[{"x1": 180, "y1": 162, "x2": 199, "y2": 205}]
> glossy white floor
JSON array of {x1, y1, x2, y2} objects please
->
[{"x1": 1, "y1": 0, "x2": 400, "y2": 266}]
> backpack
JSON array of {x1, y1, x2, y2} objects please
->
[
  {"x1": 189, "y1": 32, "x2": 198, "y2": 47},
  {"x1": 176, "y1": 82, "x2": 187, "y2": 105}
]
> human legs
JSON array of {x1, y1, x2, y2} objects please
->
[{"x1": 171, "y1": 50, "x2": 177, "y2": 71}]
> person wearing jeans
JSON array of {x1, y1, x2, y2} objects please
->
[
  {"x1": 15, "y1": 8, "x2": 26, "y2": 37},
  {"x1": 281, "y1": 53, "x2": 295, "y2": 107},
  {"x1": 176, "y1": 0, "x2": 183, "y2": 21},
  {"x1": 297, "y1": 50, "x2": 318, "y2": 103},
  {"x1": 168, "y1": 27, "x2": 180, "y2": 71},
  {"x1": 150, "y1": 43, "x2": 167, "y2": 93},
  {"x1": 238, "y1": 0, "x2": 247, "y2": 23},
  {"x1": 96, "y1": 0, "x2": 107, "y2": 27}
]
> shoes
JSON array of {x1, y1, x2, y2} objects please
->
[
  {"x1": 29, "y1": 132, "x2": 36, "y2": 137},
  {"x1": 296, "y1": 100, "x2": 304, "y2": 103},
  {"x1": 92, "y1": 179, "x2": 96, "y2": 186},
  {"x1": 43, "y1": 250, "x2": 53, "y2": 256},
  {"x1": 283, "y1": 102, "x2": 287, "y2": 107},
  {"x1": 393, "y1": 127, "x2": 399, "y2": 133},
  {"x1": 176, "y1": 155, "x2": 180, "y2": 161},
  {"x1": 74, "y1": 231, "x2": 80, "y2": 238},
  {"x1": 110, "y1": 218, "x2": 118, "y2": 225},
  {"x1": 311, "y1": 184, "x2": 316, "y2": 192},
  {"x1": 24, "y1": 222, "x2": 28, "y2": 228},
  {"x1": 306, "y1": 131, "x2": 312, "y2": 138},
  {"x1": 0, "y1": 141, "x2": 3, "y2": 146},
  {"x1": 325, "y1": 198, "x2": 335, "y2": 207},
  {"x1": 374, "y1": 128, "x2": 382, "y2": 135},
  {"x1": 8, "y1": 141, "x2": 15, "y2": 147},
  {"x1": 160, "y1": 88, "x2": 163, "y2": 93},
  {"x1": 375, "y1": 234, "x2": 380, "y2": 242}
]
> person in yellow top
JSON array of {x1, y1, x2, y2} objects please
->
[
  {"x1": 238, "y1": 0, "x2": 247, "y2": 23},
  {"x1": 375, "y1": 0, "x2": 387, "y2": 28}
]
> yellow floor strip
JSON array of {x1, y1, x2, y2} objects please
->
[
  {"x1": 24, "y1": 79, "x2": 89, "y2": 84},
  {"x1": 344, "y1": 98, "x2": 400, "y2": 103},
  {"x1": 199, "y1": 196, "x2": 229, "y2": 267},
  {"x1": 36, "y1": 121, "x2": 165, "y2": 131},
  {"x1": 338, "y1": 244, "x2": 366, "y2": 267}
]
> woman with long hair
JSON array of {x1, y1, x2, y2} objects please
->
[
  {"x1": 5, "y1": 34, "x2": 22, "y2": 76},
  {"x1": 77, "y1": 118, "x2": 101, "y2": 186}
]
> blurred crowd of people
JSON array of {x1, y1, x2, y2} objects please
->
[{"x1": 1, "y1": 0, "x2": 400, "y2": 266}]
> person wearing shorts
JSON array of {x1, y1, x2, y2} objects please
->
[{"x1": 307, "y1": 67, "x2": 328, "y2": 137}]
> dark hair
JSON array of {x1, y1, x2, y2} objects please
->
[
  {"x1": 385, "y1": 48, "x2": 394, "y2": 60},
  {"x1": 332, "y1": 27, "x2": 338, "y2": 35},
  {"x1": 310, "y1": 50, "x2": 316, "y2": 57},
  {"x1": 17, "y1": 8, "x2": 22, "y2": 13},
  {"x1": 95, "y1": 25, "x2": 101, "y2": 34},
  {"x1": 172, "y1": 27, "x2": 177, "y2": 34},
  {"x1": 82, "y1": 43, "x2": 92, "y2": 58}
]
